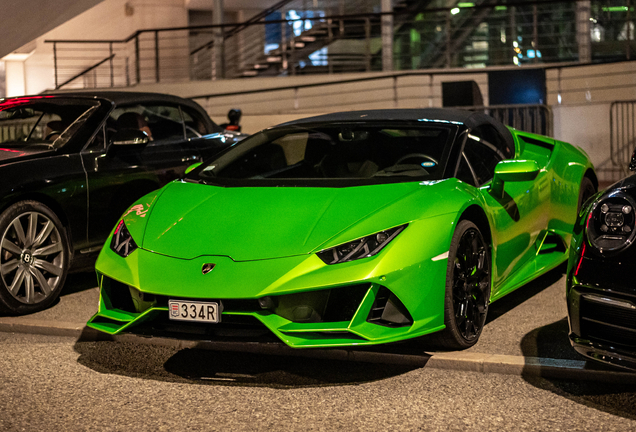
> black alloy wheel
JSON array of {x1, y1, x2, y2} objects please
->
[
  {"x1": 0, "y1": 201, "x2": 69, "y2": 315},
  {"x1": 437, "y1": 220, "x2": 491, "y2": 349}
]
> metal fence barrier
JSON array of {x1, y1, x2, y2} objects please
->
[{"x1": 610, "y1": 100, "x2": 636, "y2": 181}]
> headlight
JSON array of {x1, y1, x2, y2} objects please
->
[
  {"x1": 317, "y1": 225, "x2": 407, "y2": 265},
  {"x1": 586, "y1": 192, "x2": 636, "y2": 254},
  {"x1": 110, "y1": 220, "x2": 138, "y2": 257}
]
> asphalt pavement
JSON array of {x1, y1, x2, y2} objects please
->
[
  {"x1": 2, "y1": 332, "x2": 636, "y2": 431},
  {"x1": 1, "y1": 265, "x2": 635, "y2": 384}
]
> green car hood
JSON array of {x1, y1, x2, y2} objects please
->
[{"x1": 139, "y1": 179, "x2": 466, "y2": 261}]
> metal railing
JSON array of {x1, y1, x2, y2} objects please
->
[
  {"x1": 464, "y1": 104, "x2": 553, "y2": 136},
  {"x1": 45, "y1": 0, "x2": 636, "y2": 89},
  {"x1": 610, "y1": 100, "x2": 636, "y2": 180}
]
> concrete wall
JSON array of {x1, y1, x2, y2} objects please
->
[
  {"x1": 547, "y1": 61, "x2": 636, "y2": 182},
  {"x1": 5, "y1": 0, "x2": 190, "y2": 96}
]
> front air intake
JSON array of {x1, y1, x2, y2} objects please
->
[{"x1": 367, "y1": 286, "x2": 413, "y2": 327}]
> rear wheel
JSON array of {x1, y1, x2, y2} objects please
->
[
  {"x1": 436, "y1": 220, "x2": 491, "y2": 350},
  {"x1": 0, "y1": 201, "x2": 69, "y2": 315}
]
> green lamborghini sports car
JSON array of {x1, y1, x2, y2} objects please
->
[{"x1": 87, "y1": 109, "x2": 596, "y2": 349}]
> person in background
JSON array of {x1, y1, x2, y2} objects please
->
[{"x1": 116, "y1": 112, "x2": 153, "y2": 141}]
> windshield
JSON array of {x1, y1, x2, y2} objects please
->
[
  {"x1": 0, "y1": 100, "x2": 100, "y2": 150},
  {"x1": 188, "y1": 122, "x2": 457, "y2": 187}
]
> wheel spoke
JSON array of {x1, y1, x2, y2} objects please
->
[
  {"x1": 34, "y1": 242, "x2": 62, "y2": 257},
  {"x1": 10, "y1": 218, "x2": 27, "y2": 246},
  {"x1": 33, "y1": 259, "x2": 62, "y2": 276},
  {"x1": 32, "y1": 220, "x2": 54, "y2": 249},
  {"x1": 9, "y1": 267, "x2": 26, "y2": 295},
  {"x1": 465, "y1": 319, "x2": 475, "y2": 338},
  {"x1": 1, "y1": 238, "x2": 22, "y2": 256},
  {"x1": 1, "y1": 258, "x2": 19, "y2": 275},
  {"x1": 24, "y1": 272, "x2": 35, "y2": 303},
  {"x1": 26, "y1": 213, "x2": 38, "y2": 248},
  {"x1": 30, "y1": 267, "x2": 51, "y2": 297}
]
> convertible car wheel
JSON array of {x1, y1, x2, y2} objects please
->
[
  {"x1": 0, "y1": 201, "x2": 69, "y2": 314},
  {"x1": 438, "y1": 220, "x2": 491, "y2": 349}
]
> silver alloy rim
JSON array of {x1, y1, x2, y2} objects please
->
[{"x1": 0, "y1": 211, "x2": 64, "y2": 304}]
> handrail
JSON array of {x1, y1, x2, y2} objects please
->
[
  {"x1": 56, "y1": 54, "x2": 115, "y2": 89},
  {"x1": 188, "y1": 67, "x2": 560, "y2": 100},
  {"x1": 189, "y1": 0, "x2": 296, "y2": 56},
  {"x1": 44, "y1": 0, "x2": 578, "y2": 45}
]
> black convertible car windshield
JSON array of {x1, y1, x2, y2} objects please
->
[
  {"x1": 189, "y1": 122, "x2": 457, "y2": 186},
  {"x1": 0, "y1": 99, "x2": 100, "y2": 150}
]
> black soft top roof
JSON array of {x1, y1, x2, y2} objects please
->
[
  {"x1": 3, "y1": 91, "x2": 218, "y2": 130},
  {"x1": 41, "y1": 90, "x2": 204, "y2": 110},
  {"x1": 279, "y1": 108, "x2": 515, "y2": 155}
]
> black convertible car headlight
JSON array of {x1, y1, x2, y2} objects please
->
[
  {"x1": 586, "y1": 192, "x2": 636, "y2": 254},
  {"x1": 317, "y1": 225, "x2": 407, "y2": 265},
  {"x1": 110, "y1": 220, "x2": 138, "y2": 257}
]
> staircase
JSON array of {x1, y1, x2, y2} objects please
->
[{"x1": 226, "y1": 0, "x2": 379, "y2": 78}]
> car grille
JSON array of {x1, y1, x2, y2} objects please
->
[{"x1": 580, "y1": 295, "x2": 636, "y2": 347}]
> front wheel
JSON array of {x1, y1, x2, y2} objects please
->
[
  {"x1": 436, "y1": 220, "x2": 491, "y2": 350},
  {"x1": 0, "y1": 201, "x2": 69, "y2": 315}
]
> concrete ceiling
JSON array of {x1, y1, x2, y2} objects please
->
[{"x1": 0, "y1": 0, "x2": 104, "y2": 58}]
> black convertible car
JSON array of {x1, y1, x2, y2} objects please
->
[
  {"x1": 0, "y1": 91, "x2": 243, "y2": 314},
  {"x1": 567, "y1": 154, "x2": 636, "y2": 370}
]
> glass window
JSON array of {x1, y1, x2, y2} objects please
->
[
  {"x1": 471, "y1": 125, "x2": 513, "y2": 159},
  {"x1": 108, "y1": 104, "x2": 185, "y2": 144},
  {"x1": 180, "y1": 106, "x2": 212, "y2": 138},
  {"x1": 189, "y1": 122, "x2": 455, "y2": 187},
  {"x1": 463, "y1": 133, "x2": 503, "y2": 186},
  {"x1": 0, "y1": 101, "x2": 99, "y2": 149},
  {"x1": 456, "y1": 154, "x2": 477, "y2": 186},
  {"x1": 83, "y1": 125, "x2": 105, "y2": 152}
]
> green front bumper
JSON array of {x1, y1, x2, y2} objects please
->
[{"x1": 88, "y1": 239, "x2": 449, "y2": 348}]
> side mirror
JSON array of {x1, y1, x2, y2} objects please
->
[
  {"x1": 111, "y1": 129, "x2": 149, "y2": 147},
  {"x1": 490, "y1": 160, "x2": 540, "y2": 199},
  {"x1": 184, "y1": 162, "x2": 202, "y2": 174}
]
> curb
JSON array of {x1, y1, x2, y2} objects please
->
[{"x1": 2, "y1": 318, "x2": 635, "y2": 384}]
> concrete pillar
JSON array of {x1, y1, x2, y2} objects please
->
[
  {"x1": 576, "y1": 1, "x2": 591, "y2": 63},
  {"x1": 4, "y1": 59, "x2": 26, "y2": 97},
  {"x1": 381, "y1": 0, "x2": 393, "y2": 72}
]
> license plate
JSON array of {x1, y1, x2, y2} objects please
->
[{"x1": 168, "y1": 300, "x2": 220, "y2": 323}]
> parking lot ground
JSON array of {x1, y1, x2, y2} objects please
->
[{"x1": 1, "y1": 265, "x2": 635, "y2": 384}]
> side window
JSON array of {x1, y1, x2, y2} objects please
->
[
  {"x1": 472, "y1": 125, "x2": 513, "y2": 159},
  {"x1": 456, "y1": 154, "x2": 477, "y2": 186},
  {"x1": 463, "y1": 134, "x2": 502, "y2": 186},
  {"x1": 83, "y1": 125, "x2": 105, "y2": 152},
  {"x1": 180, "y1": 106, "x2": 211, "y2": 138},
  {"x1": 108, "y1": 104, "x2": 185, "y2": 144}
]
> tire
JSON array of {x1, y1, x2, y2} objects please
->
[
  {"x1": 435, "y1": 220, "x2": 491, "y2": 350},
  {"x1": 0, "y1": 201, "x2": 70, "y2": 315},
  {"x1": 577, "y1": 176, "x2": 597, "y2": 214}
]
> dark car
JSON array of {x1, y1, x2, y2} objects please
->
[
  {"x1": 0, "y1": 91, "x2": 243, "y2": 314},
  {"x1": 567, "y1": 153, "x2": 636, "y2": 370}
]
